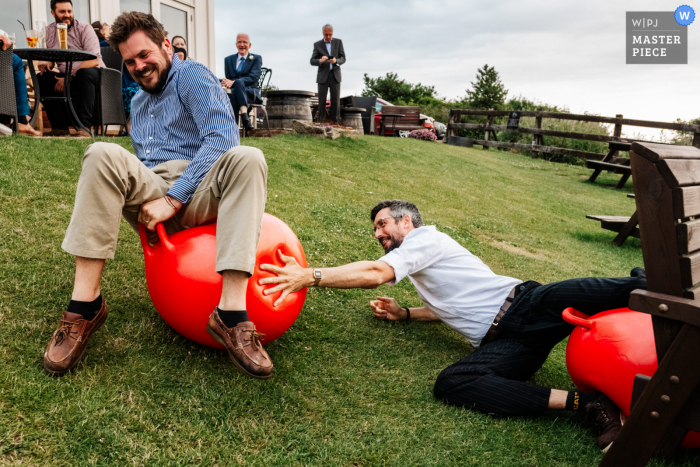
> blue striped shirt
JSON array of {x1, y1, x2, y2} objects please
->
[{"x1": 130, "y1": 54, "x2": 239, "y2": 203}]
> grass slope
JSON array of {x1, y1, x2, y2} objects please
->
[{"x1": 0, "y1": 134, "x2": 696, "y2": 466}]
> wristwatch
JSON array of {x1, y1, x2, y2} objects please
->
[{"x1": 313, "y1": 268, "x2": 322, "y2": 286}]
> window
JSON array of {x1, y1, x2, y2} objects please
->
[
  {"x1": 160, "y1": 3, "x2": 187, "y2": 46},
  {"x1": 0, "y1": 0, "x2": 31, "y2": 47},
  {"x1": 47, "y1": 0, "x2": 91, "y2": 25},
  {"x1": 121, "y1": 0, "x2": 151, "y2": 14}
]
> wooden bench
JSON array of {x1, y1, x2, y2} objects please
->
[
  {"x1": 587, "y1": 194, "x2": 639, "y2": 246},
  {"x1": 587, "y1": 142, "x2": 632, "y2": 189},
  {"x1": 599, "y1": 142, "x2": 700, "y2": 466},
  {"x1": 377, "y1": 105, "x2": 425, "y2": 134}
]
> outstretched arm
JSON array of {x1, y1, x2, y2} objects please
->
[
  {"x1": 370, "y1": 296, "x2": 439, "y2": 321},
  {"x1": 259, "y1": 251, "x2": 395, "y2": 306}
]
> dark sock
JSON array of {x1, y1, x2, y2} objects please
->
[
  {"x1": 565, "y1": 390, "x2": 599, "y2": 411},
  {"x1": 217, "y1": 308, "x2": 249, "y2": 328},
  {"x1": 67, "y1": 295, "x2": 103, "y2": 321}
]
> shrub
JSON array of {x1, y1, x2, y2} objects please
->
[{"x1": 409, "y1": 129, "x2": 437, "y2": 142}]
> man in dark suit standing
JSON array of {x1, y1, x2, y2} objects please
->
[
  {"x1": 222, "y1": 33, "x2": 262, "y2": 131},
  {"x1": 310, "y1": 24, "x2": 346, "y2": 124}
]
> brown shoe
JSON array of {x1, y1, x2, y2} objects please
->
[
  {"x1": 71, "y1": 128, "x2": 92, "y2": 138},
  {"x1": 585, "y1": 393, "x2": 624, "y2": 452},
  {"x1": 48, "y1": 128, "x2": 70, "y2": 137},
  {"x1": 206, "y1": 310, "x2": 273, "y2": 379},
  {"x1": 44, "y1": 298, "x2": 108, "y2": 376}
]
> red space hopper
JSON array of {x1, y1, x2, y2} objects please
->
[
  {"x1": 563, "y1": 307, "x2": 700, "y2": 448},
  {"x1": 138, "y1": 213, "x2": 307, "y2": 348}
]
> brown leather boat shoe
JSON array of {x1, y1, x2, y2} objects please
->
[
  {"x1": 206, "y1": 310, "x2": 273, "y2": 379},
  {"x1": 44, "y1": 298, "x2": 108, "y2": 376}
]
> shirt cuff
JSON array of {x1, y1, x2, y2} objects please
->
[
  {"x1": 378, "y1": 255, "x2": 406, "y2": 285},
  {"x1": 167, "y1": 177, "x2": 198, "y2": 204}
]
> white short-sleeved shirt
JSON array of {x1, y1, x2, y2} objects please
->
[{"x1": 379, "y1": 226, "x2": 522, "y2": 347}]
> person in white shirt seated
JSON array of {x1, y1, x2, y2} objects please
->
[{"x1": 259, "y1": 199, "x2": 648, "y2": 453}]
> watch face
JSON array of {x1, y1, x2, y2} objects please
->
[{"x1": 314, "y1": 270, "x2": 322, "y2": 279}]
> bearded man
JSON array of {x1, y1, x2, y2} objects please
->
[
  {"x1": 37, "y1": 0, "x2": 105, "y2": 137},
  {"x1": 43, "y1": 12, "x2": 273, "y2": 379},
  {"x1": 260, "y1": 199, "x2": 648, "y2": 452}
]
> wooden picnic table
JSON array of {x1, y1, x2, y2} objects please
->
[
  {"x1": 586, "y1": 194, "x2": 639, "y2": 246},
  {"x1": 586, "y1": 141, "x2": 632, "y2": 189}
]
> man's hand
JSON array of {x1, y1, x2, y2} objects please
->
[
  {"x1": 328, "y1": 57, "x2": 337, "y2": 64},
  {"x1": 259, "y1": 250, "x2": 312, "y2": 307},
  {"x1": 221, "y1": 78, "x2": 234, "y2": 89},
  {"x1": 138, "y1": 196, "x2": 183, "y2": 231},
  {"x1": 370, "y1": 296, "x2": 405, "y2": 321},
  {"x1": 54, "y1": 77, "x2": 65, "y2": 93},
  {"x1": 37, "y1": 61, "x2": 53, "y2": 73},
  {"x1": 319, "y1": 56, "x2": 329, "y2": 63}
]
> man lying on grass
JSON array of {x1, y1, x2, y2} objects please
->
[
  {"x1": 260, "y1": 199, "x2": 647, "y2": 452},
  {"x1": 44, "y1": 11, "x2": 273, "y2": 380}
]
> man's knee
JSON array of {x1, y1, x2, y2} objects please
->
[
  {"x1": 233, "y1": 80, "x2": 245, "y2": 91},
  {"x1": 433, "y1": 365, "x2": 481, "y2": 405},
  {"x1": 82, "y1": 142, "x2": 128, "y2": 172},
  {"x1": 222, "y1": 146, "x2": 267, "y2": 176}
]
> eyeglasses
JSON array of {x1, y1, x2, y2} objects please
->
[{"x1": 373, "y1": 216, "x2": 396, "y2": 232}]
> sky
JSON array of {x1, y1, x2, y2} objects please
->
[{"x1": 213, "y1": 0, "x2": 699, "y2": 139}]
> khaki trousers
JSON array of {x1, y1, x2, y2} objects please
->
[{"x1": 62, "y1": 142, "x2": 268, "y2": 274}]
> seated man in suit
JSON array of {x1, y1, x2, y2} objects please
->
[{"x1": 222, "y1": 33, "x2": 261, "y2": 131}]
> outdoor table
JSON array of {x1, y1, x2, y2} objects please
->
[
  {"x1": 379, "y1": 113, "x2": 405, "y2": 136},
  {"x1": 14, "y1": 48, "x2": 97, "y2": 136}
]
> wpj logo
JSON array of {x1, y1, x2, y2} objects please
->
[{"x1": 626, "y1": 10, "x2": 689, "y2": 64}]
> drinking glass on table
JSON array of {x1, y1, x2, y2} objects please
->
[
  {"x1": 57, "y1": 23, "x2": 68, "y2": 49},
  {"x1": 26, "y1": 30, "x2": 38, "y2": 48},
  {"x1": 35, "y1": 21, "x2": 46, "y2": 47}
]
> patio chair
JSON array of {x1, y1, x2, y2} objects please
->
[
  {"x1": 97, "y1": 47, "x2": 127, "y2": 136},
  {"x1": 0, "y1": 46, "x2": 19, "y2": 133},
  {"x1": 244, "y1": 67, "x2": 272, "y2": 137}
]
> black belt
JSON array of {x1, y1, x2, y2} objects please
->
[{"x1": 480, "y1": 285, "x2": 517, "y2": 346}]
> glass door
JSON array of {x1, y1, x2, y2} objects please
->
[{"x1": 160, "y1": 0, "x2": 192, "y2": 59}]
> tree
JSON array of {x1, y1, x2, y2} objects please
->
[
  {"x1": 361, "y1": 72, "x2": 435, "y2": 104},
  {"x1": 463, "y1": 64, "x2": 508, "y2": 110}
]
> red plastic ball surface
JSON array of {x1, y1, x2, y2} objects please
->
[
  {"x1": 564, "y1": 307, "x2": 700, "y2": 448},
  {"x1": 138, "y1": 214, "x2": 307, "y2": 348}
]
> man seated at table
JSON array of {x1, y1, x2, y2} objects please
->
[
  {"x1": 37, "y1": 0, "x2": 104, "y2": 137},
  {"x1": 221, "y1": 33, "x2": 261, "y2": 132},
  {"x1": 43, "y1": 11, "x2": 273, "y2": 380},
  {"x1": 0, "y1": 30, "x2": 41, "y2": 136},
  {"x1": 259, "y1": 199, "x2": 648, "y2": 452}
]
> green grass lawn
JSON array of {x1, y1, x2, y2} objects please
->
[{"x1": 1, "y1": 134, "x2": 697, "y2": 466}]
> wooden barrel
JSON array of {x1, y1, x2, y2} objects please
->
[
  {"x1": 265, "y1": 90, "x2": 315, "y2": 130},
  {"x1": 340, "y1": 107, "x2": 363, "y2": 131}
]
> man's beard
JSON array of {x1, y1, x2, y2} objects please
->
[
  {"x1": 136, "y1": 52, "x2": 172, "y2": 94},
  {"x1": 58, "y1": 16, "x2": 74, "y2": 29},
  {"x1": 379, "y1": 235, "x2": 403, "y2": 254}
]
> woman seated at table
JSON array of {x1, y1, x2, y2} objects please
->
[
  {"x1": 92, "y1": 21, "x2": 110, "y2": 48},
  {"x1": 0, "y1": 30, "x2": 41, "y2": 136}
]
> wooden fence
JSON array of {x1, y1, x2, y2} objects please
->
[{"x1": 445, "y1": 109, "x2": 700, "y2": 160}]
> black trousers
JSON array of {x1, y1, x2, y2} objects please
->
[
  {"x1": 433, "y1": 274, "x2": 647, "y2": 417},
  {"x1": 228, "y1": 80, "x2": 251, "y2": 120},
  {"x1": 38, "y1": 68, "x2": 99, "y2": 129},
  {"x1": 318, "y1": 73, "x2": 340, "y2": 123}
]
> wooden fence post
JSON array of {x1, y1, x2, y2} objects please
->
[
  {"x1": 533, "y1": 114, "x2": 543, "y2": 159},
  {"x1": 445, "y1": 109, "x2": 458, "y2": 143},
  {"x1": 484, "y1": 109, "x2": 493, "y2": 150},
  {"x1": 610, "y1": 114, "x2": 623, "y2": 161}
]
